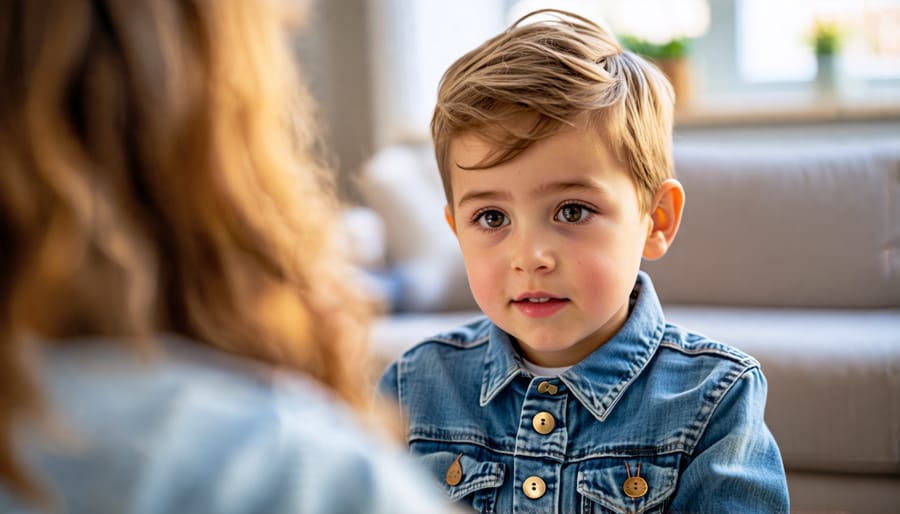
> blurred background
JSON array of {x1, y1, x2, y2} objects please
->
[{"x1": 294, "y1": 0, "x2": 900, "y2": 198}]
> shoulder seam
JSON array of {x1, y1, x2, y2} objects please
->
[{"x1": 658, "y1": 339, "x2": 759, "y2": 368}]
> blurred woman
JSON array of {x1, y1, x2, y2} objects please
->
[{"x1": 0, "y1": 0, "x2": 450, "y2": 512}]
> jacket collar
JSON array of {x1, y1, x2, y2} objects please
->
[{"x1": 479, "y1": 271, "x2": 665, "y2": 421}]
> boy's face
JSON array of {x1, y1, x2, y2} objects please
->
[{"x1": 447, "y1": 125, "x2": 654, "y2": 367}]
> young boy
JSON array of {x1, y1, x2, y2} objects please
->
[{"x1": 379, "y1": 9, "x2": 789, "y2": 513}]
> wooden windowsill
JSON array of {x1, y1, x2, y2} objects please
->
[{"x1": 674, "y1": 88, "x2": 900, "y2": 127}]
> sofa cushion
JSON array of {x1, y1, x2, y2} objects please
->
[
  {"x1": 643, "y1": 140, "x2": 900, "y2": 308},
  {"x1": 664, "y1": 305, "x2": 900, "y2": 474},
  {"x1": 785, "y1": 470, "x2": 900, "y2": 514}
]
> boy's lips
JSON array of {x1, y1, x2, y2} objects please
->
[{"x1": 512, "y1": 293, "x2": 569, "y2": 318}]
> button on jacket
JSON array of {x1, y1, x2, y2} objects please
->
[{"x1": 379, "y1": 272, "x2": 789, "y2": 513}]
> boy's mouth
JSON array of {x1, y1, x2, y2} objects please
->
[
  {"x1": 513, "y1": 292, "x2": 564, "y2": 303},
  {"x1": 512, "y1": 293, "x2": 569, "y2": 317}
]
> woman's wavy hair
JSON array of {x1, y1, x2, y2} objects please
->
[
  {"x1": 0, "y1": 0, "x2": 372, "y2": 500},
  {"x1": 431, "y1": 9, "x2": 676, "y2": 213}
]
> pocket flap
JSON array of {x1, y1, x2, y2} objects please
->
[
  {"x1": 419, "y1": 451, "x2": 506, "y2": 502},
  {"x1": 577, "y1": 459, "x2": 677, "y2": 513}
]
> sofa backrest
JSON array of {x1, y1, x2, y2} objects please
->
[
  {"x1": 358, "y1": 138, "x2": 900, "y2": 312},
  {"x1": 643, "y1": 139, "x2": 900, "y2": 308}
]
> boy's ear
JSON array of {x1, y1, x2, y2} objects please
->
[
  {"x1": 444, "y1": 205, "x2": 457, "y2": 235},
  {"x1": 642, "y1": 179, "x2": 685, "y2": 261}
]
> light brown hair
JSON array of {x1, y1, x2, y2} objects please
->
[
  {"x1": 431, "y1": 9, "x2": 675, "y2": 213},
  {"x1": 0, "y1": 0, "x2": 371, "y2": 500}
]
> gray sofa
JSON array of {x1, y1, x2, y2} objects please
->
[{"x1": 356, "y1": 134, "x2": 900, "y2": 514}]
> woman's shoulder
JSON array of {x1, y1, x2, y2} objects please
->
[{"x1": 11, "y1": 336, "x2": 451, "y2": 514}]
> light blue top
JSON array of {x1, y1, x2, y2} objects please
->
[
  {"x1": 1, "y1": 336, "x2": 454, "y2": 514},
  {"x1": 380, "y1": 272, "x2": 789, "y2": 513}
]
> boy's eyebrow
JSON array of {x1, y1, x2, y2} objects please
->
[
  {"x1": 534, "y1": 179, "x2": 612, "y2": 197},
  {"x1": 456, "y1": 180, "x2": 613, "y2": 209},
  {"x1": 456, "y1": 190, "x2": 513, "y2": 209}
]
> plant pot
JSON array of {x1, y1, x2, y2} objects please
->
[
  {"x1": 815, "y1": 54, "x2": 839, "y2": 96},
  {"x1": 652, "y1": 56, "x2": 692, "y2": 111}
]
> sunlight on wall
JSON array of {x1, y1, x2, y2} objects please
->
[
  {"x1": 508, "y1": 0, "x2": 709, "y2": 43},
  {"x1": 370, "y1": 0, "x2": 504, "y2": 143},
  {"x1": 737, "y1": 0, "x2": 817, "y2": 82}
]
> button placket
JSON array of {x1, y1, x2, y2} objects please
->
[
  {"x1": 513, "y1": 378, "x2": 567, "y2": 511},
  {"x1": 516, "y1": 378, "x2": 567, "y2": 456}
]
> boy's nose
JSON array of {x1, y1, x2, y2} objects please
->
[{"x1": 509, "y1": 230, "x2": 556, "y2": 274}]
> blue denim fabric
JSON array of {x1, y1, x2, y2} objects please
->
[
  {"x1": 380, "y1": 272, "x2": 789, "y2": 513},
  {"x1": 1, "y1": 336, "x2": 452, "y2": 514}
]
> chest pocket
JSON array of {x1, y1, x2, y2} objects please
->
[
  {"x1": 419, "y1": 451, "x2": 506, "y2": 513},
  {"x1": 577, "y1": 458, "x2": 678, "y2": 514}
]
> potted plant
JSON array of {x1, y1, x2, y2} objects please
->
[
  {"x1": 619, "y1": 36, "x2": 692, "y2": 106},
  {"x1": 608, "y1": 0, "x2": 710, "y2": 110},
  {"x1": 811, "y1": 20, "x2": 844, "y2": 56},
  {"x1": 810, "y1": 20, "x2": 846, "y2": 94}
]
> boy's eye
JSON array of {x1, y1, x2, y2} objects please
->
[
  {"x1": 475, "y1": 209, "x2": 508, "y2": 229},
  {"x1": 555, "y1": 203, "x2": 591, "y2": 223}
]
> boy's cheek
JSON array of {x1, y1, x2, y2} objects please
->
[{"x1": 463, "y1": 262, "x2": 502, "y2": 302}]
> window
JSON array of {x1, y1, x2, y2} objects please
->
[
  {"x1": 736, "y1": 0, "x2": 900, "y2": 83},
  {"x1": 368, "y1": 0, "x2": 900, "y2": 145},
  {"x1": 367, "y1": 0, "x2": 506, "y2": 147}
]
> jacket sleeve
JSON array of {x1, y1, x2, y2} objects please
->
[
  {"x1": 668, "y1": 366, "x2": 790, "y2": 513},
  {"x1": 377, "y1": 361, "x2": 400, "y2": 403}
]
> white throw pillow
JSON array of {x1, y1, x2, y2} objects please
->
[{"x1": 357, "y1": 145, "x2": 477, "y2": 312}]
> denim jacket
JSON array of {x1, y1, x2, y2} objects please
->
[{"x1": 379, "y1": 272, "x2": 789, "y2": 513}]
